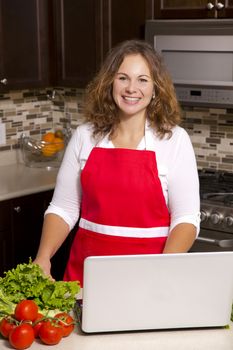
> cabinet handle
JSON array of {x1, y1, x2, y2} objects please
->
[
  {"x1": 206, "y1": 2, "x2": 214, "y2": 10},
  {"x1": 14, "y1": 206, "x2": 21, "y2": 213},
  {"x1": 216, "y1": 2, "x2": 224, "y2": 10},
  {"x1": 0, "y1": 78, "x2": 8, "y2": 85}
]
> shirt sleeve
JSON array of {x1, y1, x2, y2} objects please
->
[
  {"x1": 167, "y1": 128, "x2": 200, "y2": 235},
  {"x1": 44, "y1": 126, "x2": 84, "y2": 231}
]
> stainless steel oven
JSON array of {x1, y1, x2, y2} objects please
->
[{"x1": 190, "y1": 170, "x2": 233, "y2": 252}]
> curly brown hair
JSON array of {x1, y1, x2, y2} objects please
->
[{"x1": 83, "y1": 39, "x2": 181, "y2": 139}]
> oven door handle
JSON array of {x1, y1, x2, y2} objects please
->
[{"x1": 196, "y1": 236, "x2": 233, "y2": 248}]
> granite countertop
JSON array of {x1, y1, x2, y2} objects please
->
[
  {"x1": 0, "y1": 163, "x2": 58, "y2": 201},
  {"x1": 1, "y1": 322, "x2": 233, "y2": 350}
]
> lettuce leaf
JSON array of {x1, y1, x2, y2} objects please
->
[
  {"x1": 40, "y1": 281, "x2": 80, "y2": 311},
  {"x1": 0, "y1": 260, "x2": 80, "y2": 313},
  {"x1": 0, "y1": 288, "x2": 16, "y2": 318}
]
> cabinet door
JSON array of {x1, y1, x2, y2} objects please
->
[
  {"x1": 217, "y1": 0, "x2": 233, "y2": 18},
  {"x1": 0, "y1": 0, "x2": 50, "y2": 90},
  {"x1": 53, "y1": 0, "x2": 102, "y2": 87},
  {"x1": 11, "y1": 192, "x2": 49, "y2": 267},
  {"x1": 11, "y1": 190, "x2": 75, "y2": 281},
  {"x1": 0, "y1": 200, "x2": 13, "y2": 277},
  {"x1": 154, "y1": 0, "x2": 217, "y2": 19},
  {"x1": 53, "y1": 0, "x2": 154, "y2": 87},
  {"x1": 103, "y1": 0, "x2": 154, "y2": 55}
]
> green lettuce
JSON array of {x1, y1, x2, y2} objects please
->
[
  {"x1": 0, "y1": 288, "x2": 16, "y2": 318},
  {"x1": 0, "y1": 260, "x2": 80, "y2": 314}
]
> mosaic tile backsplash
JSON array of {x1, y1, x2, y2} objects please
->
[
  {"x1": 0, "y1": 88, "x2": 232, "y2": 172},
  {"x1": 0, "y1": 87, "x2": 84, "y2": 151},
  {"x1": 181, "y1": 106, "x2": 233, "y2": 172}
]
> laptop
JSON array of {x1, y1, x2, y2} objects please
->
[{"x1": 78, "y1": 252, "x2": 233, "y2": 333}]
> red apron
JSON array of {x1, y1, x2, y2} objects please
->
[{"x1": 64, "y1": 147, "x2": 170, "y2": 286}]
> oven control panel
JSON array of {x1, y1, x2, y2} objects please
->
[
  {"x1": 200, "y1": 203, "x2": 233, "y2": 234},
  {"x1": 176, "y1": 86, "x2": 233, "y2": 107}
]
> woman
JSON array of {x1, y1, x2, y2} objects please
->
[{"x1": 34, "y1": 40, "x2": 200, "y2": 285}]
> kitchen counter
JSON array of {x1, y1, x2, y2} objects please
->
[
  {"x1": 1, "y1": 162, "x2": 233, "y2": 349},
  {"x1": 1, "y1": 323, "x2": 233, "y2": 350},
  {"x1": 0, "y1": 163, "x2": 58, "y2": 201}
]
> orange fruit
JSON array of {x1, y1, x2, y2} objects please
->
[
  {"x1": 53, "y1": 137, "x2": 64, "y2": 152},
  {"x1": 55, "y1": 130, "x2": 64, "y2": 139},
  {"x1": 41, "y1": 143, "x2": 57, "y2": 157},
  {"x1": 42, "y1": 132, "x2": 55, "y2": 143}
]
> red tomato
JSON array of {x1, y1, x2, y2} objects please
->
[
  {"x1": 9, "y1": 323, "x2": 35, "y2": 350},
  {"x1": 39, "y1": 320, "x2": 63, "y2": 345},
  {"x1": 14, "y1": 300, "x2": 38, "y2": 322},
  {"x1": 0, "y1": 317, "x2": 16, "y2": 338},
  {"x1": 33, "y1": 313, "x2": 44, "y2": 338},
  {"x1": 55, "y1": 312, "x2": 75, "y2": 337}
]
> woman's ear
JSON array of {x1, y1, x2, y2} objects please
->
[{"x1": 152, "y1": 87, "x2": 155, "y2": 99}]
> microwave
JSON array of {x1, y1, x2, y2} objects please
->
[{"x1": 145, "y1": 19, "x2": 233, "y2": 107}]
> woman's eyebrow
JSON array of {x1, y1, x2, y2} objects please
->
[
  {"x1": 116, "y1": 72, "x2": 151, "y2": 78},
  {"x1": 138, "y1": 74, "x2": 151, "y2": 78}
]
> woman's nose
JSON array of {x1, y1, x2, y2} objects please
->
[{"x1": 125, "y1": 79, "x2": 137, "y2": 92}]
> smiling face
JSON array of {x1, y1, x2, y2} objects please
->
[{"x1": 112, "y1": 54, "x2": 154, "y2": 120}]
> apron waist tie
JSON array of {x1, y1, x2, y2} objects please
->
[{"x1": 79, "y1": 218, "x2": 169, "y2": 238}]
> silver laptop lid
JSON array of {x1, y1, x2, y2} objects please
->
[{"x1": 81, "y1": 252, "x2": 233, "y2": 333}]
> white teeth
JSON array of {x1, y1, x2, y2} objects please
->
[{"x1": 124, "y1": 97, "x2": 140, "y2": 101}]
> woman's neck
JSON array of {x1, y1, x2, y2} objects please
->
[{"x1": 110, "y1": 115, "x2": 146, "y2": 149}]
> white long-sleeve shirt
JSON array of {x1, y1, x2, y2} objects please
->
[{"x1": 45, "y1": 122, "x2": 200, "y2": 235}]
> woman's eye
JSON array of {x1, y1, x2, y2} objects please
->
[
  {"x1": 139, "y1": 78, "x2": 148, "y2": 83},
  {"x1": 118, "y1": 76, "x2": 127, "y2": 81}
]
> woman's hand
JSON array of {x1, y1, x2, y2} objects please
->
[{"x1": 33, "y1": 257, "x2": 55, "y2": 281}]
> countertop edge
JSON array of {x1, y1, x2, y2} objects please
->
[
  {"x1": 0, "y1": 185, "x2": 55, "y2": 201},
  {"x1": 0, "y1": 163, "x2": 58, "y2": 202}
]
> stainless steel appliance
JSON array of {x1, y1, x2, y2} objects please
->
[
  {"x1": 145, "y1": 19, "x2": 233, "y2": 108},
  {"x1": 191, "y1": 170, "x2": 233, "y2": 252}
]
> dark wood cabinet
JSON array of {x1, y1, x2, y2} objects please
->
[
  {"x1": 217, "y1": 0, "x2": 233, "y2": 18},
  {"x1": 52, "y1": 0, "x2": 101, "y2": 88},
  {"x1": 2, "y1": 1, "x2": 232, "y2": 90},
  {"x1": 0, "y1": 200, "x2": 13, "y2": 277},
  {"x1": 0, "y1": 190, "x2": 75, "y2": 280},
  {"x1": 53, "y1": 0, "x2": 154, "y2": 87},
  {"x1": 154, "y1": 0, "x2": 233, "y2": 19},
  {"x1": 11, "y1": 191, "x2": 52, "y2": 268},
  {"x1": 0, "y1": 0, "x2": 50, "y2": 90},
  {"x1": 0, "y1": 191, "x2": 53, "y2": 277},
  {"x1": 103, "y1": 0, "x2": 154, "y2": 57},
  {"x1": 1, "y1": 1, "x2": 154, "y2": 89}
]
